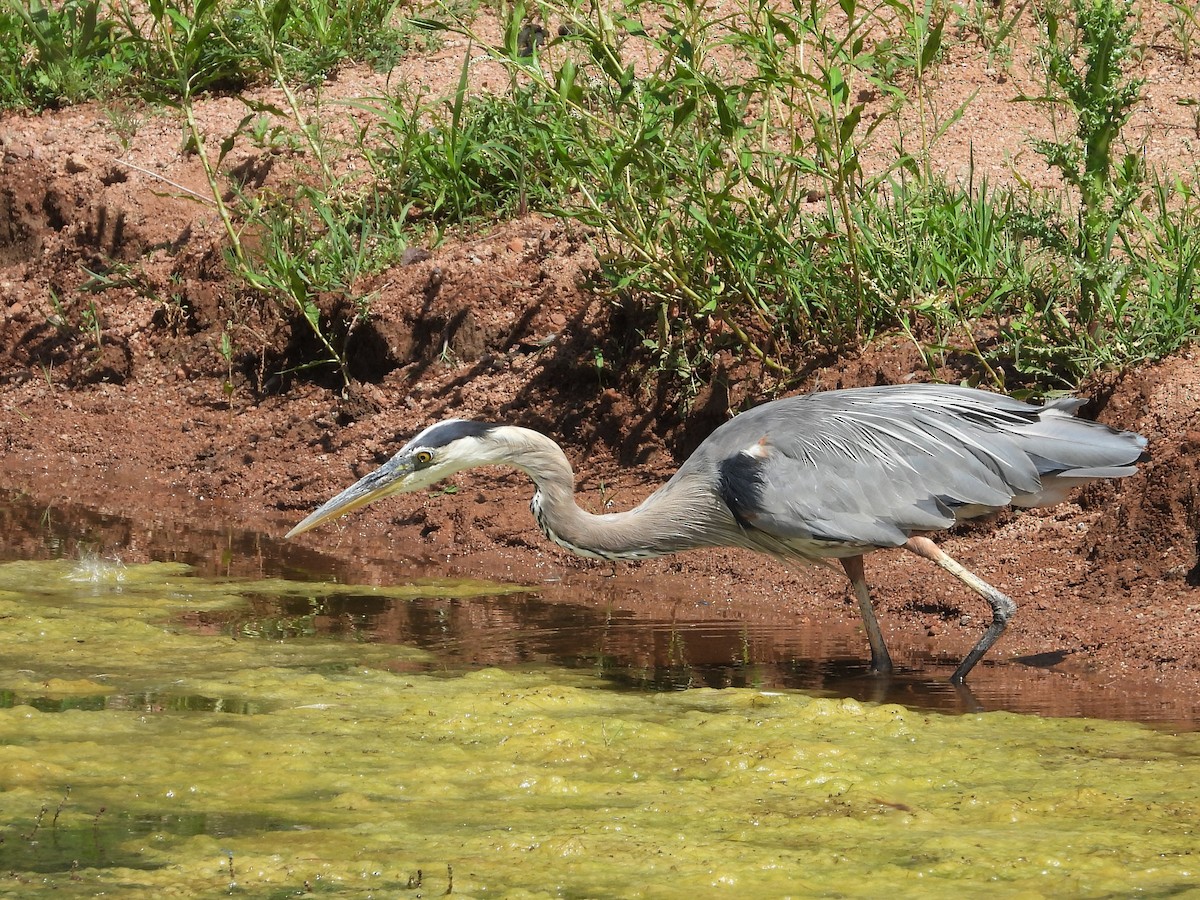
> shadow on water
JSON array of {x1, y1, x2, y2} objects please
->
[{"x1": 2, "y1": 488, "x2": 1197, "y2": 729}]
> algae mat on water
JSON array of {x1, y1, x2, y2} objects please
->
[{"x1": 0, "y1": 560, "x2": 1196, "y2": 898}]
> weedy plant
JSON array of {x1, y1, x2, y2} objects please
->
[
  {"x1": 133, "y1": 0, "x2": 415, "y2": 387},
  {"x1": 241, "y1": 0, "x2": 334, "y2": 182},
  {"x1": 404, "y1": 0, "x2": 983, "y2": 378},
  {"x1": 1120, "y1": 173, "x2": 1200, "y2": 363},
  {"x1": 239, "y1": 182, "x2": 394, "y2": 385},
  {"x1": 140, "y1": 0, "x2": 252, "y2": 265},
  {"x1": 357, "y1": 60, "x2": 565, "y2": 230},
  {"x1": 264, "y1": 0, "x2": 409, "y2": 81},
  {"x1": 1021, "y1": 0, "x2": 1144, "y2": 337},
  {"x1": 953, "y1": 0, "x2": 1031, "y2": 62},
  {"x1": 229, "y1": 0, "x2": 428, "y2": 388},
  {"x1": 995, "y1": 0, "x2": 1197, "y2": 385}
]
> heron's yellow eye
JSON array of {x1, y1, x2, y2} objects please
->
[{"x1": 415, "y1": 450, "x2": 433, "y2": 465}]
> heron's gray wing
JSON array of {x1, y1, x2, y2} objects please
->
[
  {"x1": 708, "y1": 388, "x2": 1049, "y2": 549},
  {"x1": 886, "y1": 390, "x2": 1146, "y2": 502},
  {"x1": 813, "y1": 386, "x2": 1145, "y2": 476},
  {"x1": 700, "y1": 384, "x2": 1145, "y2": 552}
]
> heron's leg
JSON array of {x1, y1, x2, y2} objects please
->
[
  {"x1": 904, "y1": 536, "x2": 1017, "y2": 684},
  {"x1": 839, "y1": 555, "x2": 894, "y2": 675}
]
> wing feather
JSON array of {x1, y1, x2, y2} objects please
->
[{"x1": 702, "y1": 385, "x2": 1145, "y2": 553}]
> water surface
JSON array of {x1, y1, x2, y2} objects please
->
[
  {"x1": 1, "y1": 520, "x2": 1198, "y2": 895},
  {"x1": 3, "y1": 489, "x2": 1197, "y2": 727}
]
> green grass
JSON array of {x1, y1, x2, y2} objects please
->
[
  {"x1": 0, "y1": 0, "x2": 415, "y2": 110},
  {"x1": 0, "y1": 0, "x2": 143, "y2": 108}
]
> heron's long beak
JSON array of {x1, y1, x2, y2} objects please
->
[{"x1": 285, "y1": 455, "x2": 415, "y2": 538}]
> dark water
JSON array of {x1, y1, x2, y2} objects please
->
[{"x1": 3, "y1": 488, "x2": 1197, "y2": 729}]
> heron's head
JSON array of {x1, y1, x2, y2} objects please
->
[{"x1": 285, "y1": 420, "x2": 502, "y2": 538}]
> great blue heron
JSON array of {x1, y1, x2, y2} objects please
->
[{"x1": 287, "y1": 384, "x2": 1147, "y2": 682}]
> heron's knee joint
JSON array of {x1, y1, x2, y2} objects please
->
[{"x1": 991, "y1": 595, "x2": 1017, "y2": 623}]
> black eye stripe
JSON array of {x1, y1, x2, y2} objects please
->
[{"x1": 415, "y1": 421, "x2": 495, "y2": 447}]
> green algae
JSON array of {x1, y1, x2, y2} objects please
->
[{"x1": 0, "y1": 560, "x2": 1197, "y2": 898}]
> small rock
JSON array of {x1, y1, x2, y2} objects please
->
[
  {"x1": 66, "y1": 154, "x2": 88, "y2": 174},
  {"x1": 400, "y1": 246, "x2": 431, "y2": 266}
]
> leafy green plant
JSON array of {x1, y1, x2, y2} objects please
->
[
  {"x1": 101, "y1": 99, "x2": 143, "y2": 150},
  {"x1": 226, "y1": 0, "x2": 1200, "y2": 391},
  {"x1": 219, "y1": 324, "x2": 237, "y2": 407},
  {"x1": 243, "y1": 112, "x2": 299, "y2": 152},
  {"x1": 1020, "y1": 0, "x2": 1144, "y2": 338},
  {"x1": 0, "y1": 0, "x2": 136, "y2": 108},
  {"x1": 208, "y1": 0, "x2": 419, "y2": 387},
  {"x1": 142, "y1": 0, "x2": 251, "y2": 265},
  {"x1": 404, "y1": 0, "x2": 974, "y2": 376},
  {"x1": 9, "y1": 0, "x2": 1191, "y2": 394},
  {"x1": 238, "y1": 179, "x2": 404, "y2": 386},
  {"x1": 955, "y1": 0, "x2": 1032, "y2": 59},
  {"x1": 81, "y1": 299, "x2": 102, "y2": 351},
  {"x1": 241, "y1": 0, "x2": 334, "y2": 180},
  {"x1": 1118, "y1": 173, "x2": 1200, "y2": 361},
  {"x1": 358, "y1": 59, "x2": 564, "y2": 230}
]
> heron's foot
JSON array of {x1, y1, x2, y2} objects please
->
[{"x1": 869, "y1": 650, "x2": 894, "y2": 677}]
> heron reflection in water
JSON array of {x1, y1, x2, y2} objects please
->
[{"x1": 287, "y1": 385, "x2": 1147, "y2": 683}]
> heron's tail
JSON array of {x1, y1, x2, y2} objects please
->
[{"x1": 1008, "y1": 398, "x2": 1148, "y2": 507}]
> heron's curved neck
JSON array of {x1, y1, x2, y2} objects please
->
[{"x1": 499, "y1": 427, "x2": 734, "y2": 561}]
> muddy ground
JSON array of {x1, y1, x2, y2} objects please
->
[{"x1": 1, "y1": 11, "x2": 1199, "y2": 711}]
